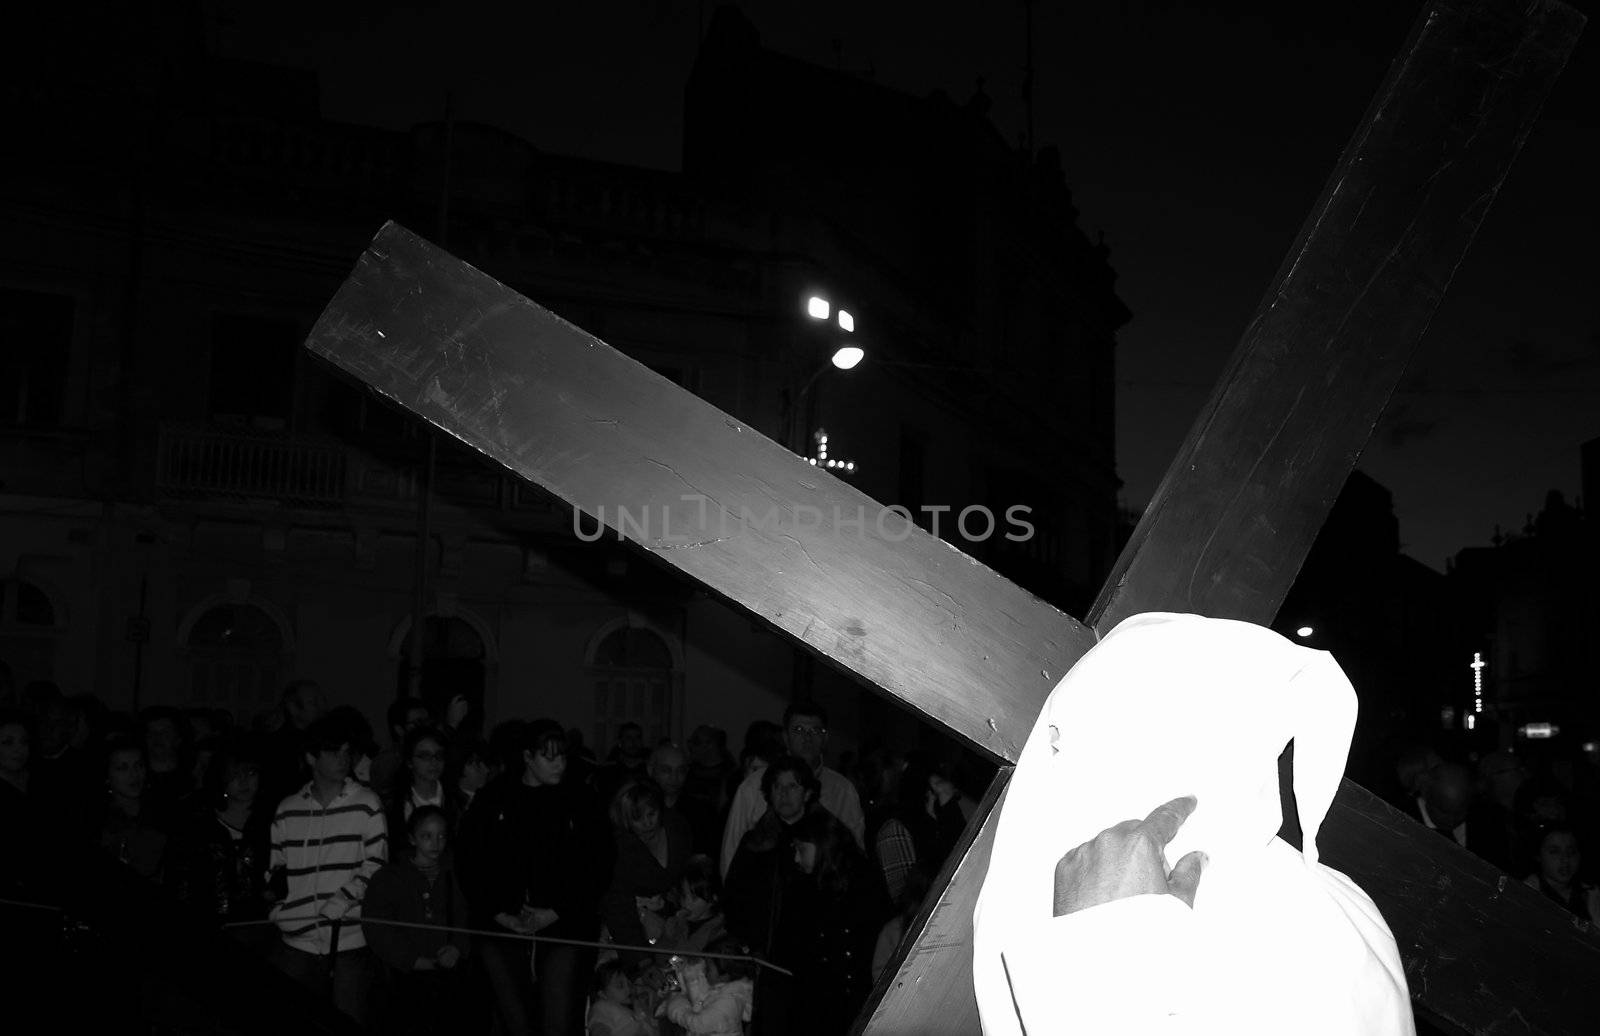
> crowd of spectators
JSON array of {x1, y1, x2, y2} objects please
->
[
  {"x1": 1381, "y1": 733, "x2": 1600, "y2": 924},
  {"x1": 0, "y1": 676, "x2": 983, "y2": 1034}
]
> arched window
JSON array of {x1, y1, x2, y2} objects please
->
[
  {"x1": 183, "y1": 601, "x2": 288, "y2": 717},
  {"x1": 587, "y1": 621, "x2": 681, "y2": 755},
  {"x1": 395, "y1": 615, "x2": 488, "y2": 724},
  {"x1": 0, "y1": 577, "x2": 63, "y2": 690}
]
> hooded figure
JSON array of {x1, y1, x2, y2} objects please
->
[{"x1": 973, "y1": 613, "x2": 1412, "y2": 1035}]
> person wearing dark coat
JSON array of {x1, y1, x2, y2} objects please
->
[
  {"x1": 165, "y1": 737, "x2": 273, "y2": 932},
  {"x1": 778, "y1": 808, "x2": 892, "y2": 1034},
  {"x1": 722, "y1": 757, "x2": 820, "y2": 966},
  {"x1": 362, "y1": 806, "x2": 474, "y2": 1036},
  {"x1": 601, "y1": 777, "x2": 695, "y2": 966},
  {"x1": 456, "y1": 718, "x2": 611, "y2": 1036}
]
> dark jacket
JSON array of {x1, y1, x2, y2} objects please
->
[
  {"x1": 600, "y1": 808, "x2": 694, "y2": 964},
  {"x1": 723, "y1": 808, "x2": 810, "y2": 956},
  {"x1": 361, "y1": 854, "x2": 471, "y2": 973},
  {"x1": 456, "y1": 773, "x2": 610, "y2": 938},
  {"x1": 166, "y1": 805, "x2": 273, "y2": 921}
]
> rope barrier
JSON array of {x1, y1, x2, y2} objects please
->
[
  {"x1": 222, "y1": 913, "x2": 795, "y2": 977},
  {"x1": 0, "y1": 896, "x2": 63, "y2": 913}
]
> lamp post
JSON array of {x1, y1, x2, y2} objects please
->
[{"x1": 784, "y1": 293, "x2": 863, "y2": 455}]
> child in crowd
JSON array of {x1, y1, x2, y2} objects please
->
[
  {"x1": 587, "y1": 958, "x2": 654, "y2": 1036},
  {"x1": 660, "y1": 853, "x2": 727, "y2": 954},
  {"x1": 660, "y1": 934, "x2": 757, "y2": 1035}
]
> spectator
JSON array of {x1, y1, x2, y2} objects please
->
[
  {"x1": 870, "y1": 754, "x2": 947, "y2": 903},
  {"x1": 29, "y1": 690, "x2": 93, "y2": 810},
  {"x1": 1523, "y1": 824, "x2": 1600, "y2": 923},
  {"x1": 457, "y1": 718, "x2": 610, "y2": 1036},
  {"x1": 686, "y1": 725, "x2": 736, "y2": 815},
  {"x1": 720, "y1": 704, "x2": 864, "y2": 877},
  {"x1": 166, "y1": 736, "x2": 273, "y2": 931},
  {"x1": 266, "y1": 714, "x2": 386, "y2": 1026},
  {"x1": 98, "y1": 735, "x2": 168, "y2": 881},
  {"x1": 652, "y1": 742, "x2": 719, "y2": 857},
  {"x1": 362, "y1": 805, "x2": 472, "y2": 1036},
  {"x1": 597, "y1": 721, "x2": 649, "y2": 802},
  {"x1": 444, "y1": 735, "x2": 494, "y2": 817},
  {"x1": 659, "y1": 853, "x2": 728, "y2": 955},
  {"x1": 261, "y1": 679, "x2": 327, "y2": 807},
  {"x1": 585, "y1": 958, "x2": 653, "y2": 1036},
  {"x1": 1390, "y1": 742, "x2": 1443, "y2": 811},
  {"x1": 141, "y1": 705, "x2": 194, "y2": 815},
  {"x1": 661, "y1": 934, "x2": 758, "y2": 1036},
  {"x1": 371, "y1": 698, "x2": 432, "y2": 794},
  {"x1": 1407, "y1": 761, "x2": 1513, "y2": 870},
  {"x1": 723, "y1": 755, "x2": 820, "y2": 959},
  {"x1": 872, "y1": 864, "x2": 931, "y2": 984},
  {"x1": 326, "y1": 704, "x2": 378, "y2": 787},
  {"x1": 566, "y1": 726, "x2": 599, "y2": 789},
  {"x1": 779, "y1": 807, "x2": 891, "y2": 1033},
  {"x1": 728, "y1": 720, "x2": 783, "y2": 807},
  {"x1": 385, "y1": 726, "x2": 453, "y2": 857},
  {"x1": 601, "y1": 776, "x2": 694, "y2": 966},
  {"x1": 0, "y1": 709, "x2": 40, "y2": 894}
]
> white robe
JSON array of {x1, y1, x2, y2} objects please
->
[{"x1": 972, "y1": 613, "x2": 1413, "y2": 1035}]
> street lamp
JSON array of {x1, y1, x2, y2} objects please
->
[{"x1": 787, "y1": 293, "x2": 864, "y2": 454}]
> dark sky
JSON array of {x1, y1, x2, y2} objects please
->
[{"x1": 216, "y1": 0, "x2": 1598, "y2": 571}]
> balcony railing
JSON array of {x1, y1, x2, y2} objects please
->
[{"x1": 156, "y1": 425, "x2": 346, "y2": 507}]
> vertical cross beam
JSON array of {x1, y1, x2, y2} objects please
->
[{"x1": 861, "y1": 0, "x2": 1585, "y2": 1032}]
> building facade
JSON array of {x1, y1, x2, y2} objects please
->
[{"x1": 0, "y1": 10, "x2": 1129, "y2": 756}]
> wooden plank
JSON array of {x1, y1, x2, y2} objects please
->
[
  {"x1": 304, "y1": 223, "x2": 1095, "y2": 762},
  {"x1": 1088, "y1": 0, "x2": 1586, "y2": 634},
  {"x1": 851, "y1": 769, "x2": 1010, "y2": 1036},
  {"x1": 1320, "y1": 780, "x2": 1600, "y2": 1033},
  {"x1": 873, "y1": 1, "x2": 1586, "y2": 1032}
]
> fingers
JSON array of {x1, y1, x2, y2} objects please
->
[
  {"x1": 1167, "y1": 849, "x2": 1207, "y2": 909},
  {"x1": 1140, "y1": 794, "x2": 1198, "y2": 848}
]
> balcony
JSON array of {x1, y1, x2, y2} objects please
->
[{"x1": 156, "y1": 424, "x2": 346, "y2": 507}]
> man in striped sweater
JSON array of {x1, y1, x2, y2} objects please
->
[{"x1": 267, "y1": 713, "x2": 387, "y2": 1025}]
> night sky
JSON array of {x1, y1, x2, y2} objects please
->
[{"x1": 215, "y1": 0, "x2": 1597, "y2": 571}]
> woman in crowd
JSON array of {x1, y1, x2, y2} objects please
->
[
  {"x1": 362, "y1": 805, "x2": 473, "y2": 1035},
  {"x1": 385, "y1": 725, "x2": 453, "y2": 857},
  {"x1": 445, "y1": 735, "x2": 494, "y2": 818},
  {"x1": 98, "y1": 735, "x2": 168, "y2": 881},
  {"x1": 1524, "y1": 824, "x2": 1600, "y2": 923},
  {"x1": 660, "y1": 853, "x2": 727, "y2": 955},
  {"x1": 779, "y1": 807, "x2": 891, "y2": 1033},
  {"x1": 166, "y1": 735, "x2": 273, "y2": 933},
  {"x1": 457, "y1": 717, "x2": 610, "y2": 1036},
  {"x1": 601, "y1": 776, "x2": 694, "y2": 966},
  {"x1": 723, "y1": 755, "x2": 820, "y2": 961}
]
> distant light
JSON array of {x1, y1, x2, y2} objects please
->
[
  {"x1": 838, "y1": 309, "x2": 855, "y2": 333},
  {"x1": 844, "y1": 462, "x2": 854, "y2": 472},
  {"x1": 808, "y1": 458, "x2": 817, "y2": 465},
  {"x1": 826, "y1": 459, "x2": 837, "y2": 468},
  {"x1": 1440, "y1": 706, "x2": 1456, "y2": 729},
  {"x1": 1519, "y1": 722, "x2": 1558, "y2": 740},
  {"x1": 1466, "y1": 714, "x2": 1476, "y2": 731},
  {"x1": 1295, "y1": 626, "x2": 1313, "y2": 638},
  {"x1": 1582, "y1": 741, "x2": 1599, "y2": 754},
  {"x1": 807, "y1": 296, "x2": 830, "y2": 320},
  {"x1": 832, "y1": 345, "x2": 864, "y2": 370}
]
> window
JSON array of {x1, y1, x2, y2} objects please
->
[
  {"x1": 185, "y1": 602, "x2": 286, "y2": 718},
  {"x1": 588, "y1": 624, "x2": 679, "y2": 755},
  {"x1": 0, "y1": 577, "x2": 62, "y2": 691},
  {"x1": 0, "y1": 288, "x2": 74, "y2": 427},
  {"x1": 395, "y1": 615, "x2": 487, "y2": 724},
  {"x1": 208, "y1": 313, "x2": 300, "y2": 431}
]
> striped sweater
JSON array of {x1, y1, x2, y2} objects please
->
[{"x1": 269, "y1": 778, "x2": 388, "y2": 954}]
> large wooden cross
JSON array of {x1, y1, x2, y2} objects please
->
[{"x1": 305, "y1": 1, "x2": 1590, "y2": 1031}]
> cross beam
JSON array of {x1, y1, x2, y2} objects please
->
[{"x1": 303, "y1": 0, "x2": 1587, "y2": 1031}]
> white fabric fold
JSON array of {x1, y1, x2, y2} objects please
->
[{"x1": 972, "y1": 612, "x2": 1412, "y2": 1035}]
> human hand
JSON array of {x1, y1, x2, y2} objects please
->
[
  {"x1": 527, "y1": 907, "x2": 559, "y2": 932},
  {"x1": 317, "y1": 895, "x2": 352, "y2": 922},
  {"x1": 496, "y1": 911, "x2": 531, "y2": 934},
  {"x1": 445, "y1": 694, "x2": 470, "y2": 729},
  {"x1": 1052, "y1": 795, "x2": 1207, "y2": 918},
  {"x1": 435, "y1": 944, "x2": 462, "y2": 969}
]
